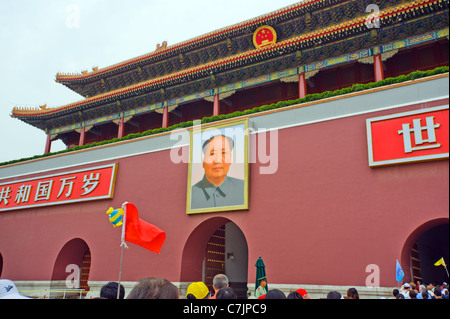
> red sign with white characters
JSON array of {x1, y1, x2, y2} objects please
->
[
  {"x1": 0, "y1": 164, "x2": 118, "y2": 211},
  {"x1": 366, "y1": 106, "x2": 449, "y2": 167}
]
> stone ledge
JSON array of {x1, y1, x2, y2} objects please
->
[{"x1": 14, "y1": 280, "x2": 396, "y2": 299}]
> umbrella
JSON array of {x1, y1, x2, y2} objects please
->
[{"x1": 255, "y1": 256, "x2": 268, "y2": 294}]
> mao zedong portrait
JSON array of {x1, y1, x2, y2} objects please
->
[{"x1": 190, "y1": 134, "x2": 244, "y2": 210}]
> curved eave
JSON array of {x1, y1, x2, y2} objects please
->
[{"x1": 13, "y1": 0, "x2": 446, "y2": 121}]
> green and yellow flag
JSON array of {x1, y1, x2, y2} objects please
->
[{"x1": 434, "y1": 257, "x2": 446, "y2": 267}]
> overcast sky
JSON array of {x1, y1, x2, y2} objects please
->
[{"x1": 0, "y1": 0, "x2": 299, "y2": 164}]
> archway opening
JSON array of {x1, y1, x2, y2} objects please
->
[
  {"x1": 401, "y1": 218, "x2": 449, "y2": 285},
  {"x1": 181, "y1": 217, "x2": 248, "y2": 299},
  {"x1": 412, "y1": 223, "x2": 449, "y2": 285},
  {"x1": 50, "y1": 238, "x2": 91, "y2": 299}
]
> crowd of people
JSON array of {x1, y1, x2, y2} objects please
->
[
  {"x1": 393, "y1": 281, "x2": 449, "y2": 299},
  {"x1": 1, "y1": 276, "x2": 448, "y2": 300}
]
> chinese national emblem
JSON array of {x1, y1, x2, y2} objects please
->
[{"x1": 253, "y1": 25, "x2": 277, "y2": 49}]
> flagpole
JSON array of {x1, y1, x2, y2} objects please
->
[
  {"x1": 444, "y1": 259, "x2": 449, "y2": 278},
  {"x1": 117, "y1": 243, "x2": 125, "y2": 299},
  {"x1": 435, "y1": 258, "x2": 449, "y2": 279},
  {"x1": 117, "y1": 202, "x2": 128, "y2": 299}
]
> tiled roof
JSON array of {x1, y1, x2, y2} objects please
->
[
  {"x1": 55, "y1": 0, "x2": 323, "y2": 83},
  {"x1": 12, "y1": 0, "x2": 443, "y2": 119}
]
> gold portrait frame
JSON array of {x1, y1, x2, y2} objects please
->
[{"x1": 186, "y1": 119, "x2": 249, "y2": 215}]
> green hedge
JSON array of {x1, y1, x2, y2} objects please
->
[{"x1": 1, "y1": 66, "x2": 448, "y2": 166}]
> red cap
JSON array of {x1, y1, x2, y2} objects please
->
[{"x1": 296, "y1": 289, "x2": 307, "y2": 297}]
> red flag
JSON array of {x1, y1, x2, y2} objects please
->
[{"x1": 122, "y1": 202, "x2": 166, "y2": 254}]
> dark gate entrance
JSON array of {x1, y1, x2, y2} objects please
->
[
  {"x1": 204, "y1": 225, "x2": 226, "y2": 293},
  {"x1": 412, "y1": 223, "x2": 449, "y2": 285},
  {"x1": 181, "y1": 218, "x2": 248, "y2": 299}
]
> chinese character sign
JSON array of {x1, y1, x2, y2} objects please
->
[
  {"x1": 0, "y1": 164, "x2": 118, "y2": 212},
  {"x1": 366, "y1": 106, "x2": 449, "y2": 167}
]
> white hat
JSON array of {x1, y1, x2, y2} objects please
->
[{"x1": 0, "y1": 279, "x2": 31, "y2": 299}]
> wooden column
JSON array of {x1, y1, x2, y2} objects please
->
[
  {"x1": 79, "y1": 127, "x2": 86, "y2": 146},
  {"x1": 213, "y1": 93, "x2": 220, "y2": 116},
  {"x1": 44, "y1": 134, "x2": 52, "y2": 154},
  {"x1": 162, "y1": 106, "x2": 169, "y2": 128},
  {"x1": 117, "y1": 117, "x2": 124, "y2": 138},
  {"x1": 298, "y1": 72, "x2": 307, "y2": 98},
  {"x1": 374, "y1": 53, "x2": 384, "y2": 82}
]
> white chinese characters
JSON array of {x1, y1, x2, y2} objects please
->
[
  {"x1": 0, "y1": 173, "x2": 102, "y2": 207},
  {"x1": 57, "y1": 177, "x2": 76, "y2": 198},
  {"x1": 15, "y1": 185, "x2": 32, "y2": 204},
  {"x1": 0, "y1": 187, "x2": 12, "y2": 205},
  {"x1": 35, "y1": 180, "x2": 54, "y2": 201},
  {"x1": 81, "y1": 173, "x2": 100, "y2": 195},
  {"x1": 0, "y1": 164, "x2": 117, "y2": 212},
  {"x1": 398, "y1": 116, "x2": 441, "y2": 153}
]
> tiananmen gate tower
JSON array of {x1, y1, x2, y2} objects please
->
[{"x1": 1, "y1": 0, "x2": 448, "y2": 299}]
